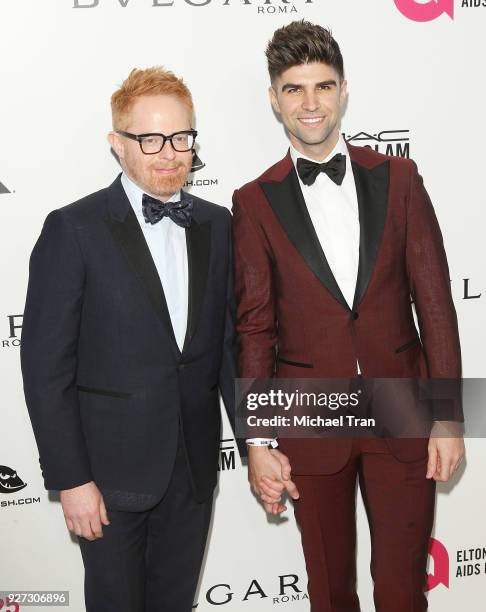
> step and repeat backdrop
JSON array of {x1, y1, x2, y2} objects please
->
[{"x1": 1, "y1": 1, "x2": 485, "y2": 610}]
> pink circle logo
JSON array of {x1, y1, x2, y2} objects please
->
[{"x1": 394, "y1": 0, "x2": 454, "y2": 21}]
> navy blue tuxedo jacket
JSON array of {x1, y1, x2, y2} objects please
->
[{"x1": 21, "y1": 175, "x2": 242, "y2": 510}]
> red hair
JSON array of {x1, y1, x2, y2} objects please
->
[{"x1": 111, "y1": 66, "x2": 193, "y2": 129}]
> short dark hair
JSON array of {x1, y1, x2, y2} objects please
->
[{"x1": 266, "y1": 20, "x2": 344, "y2": 83}]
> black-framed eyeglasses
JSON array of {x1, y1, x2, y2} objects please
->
[{"x1": 116, "y1": 129, "x2": 197, "y2": 154}]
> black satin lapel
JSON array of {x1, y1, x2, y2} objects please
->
[
  {"x1": 183, "y1": 219, "x2": 211, "y2": 352},
  {"x1": 105, "y1": 207, "x2": 180, "y2": 354},
  {"x1": 261, "y1": 168, "x2": 349, "y2": 309},
  {"x1": 352, "y1": 160, "x2": 390, "y2": 308}
]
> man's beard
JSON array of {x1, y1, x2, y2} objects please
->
[
  {"x1": 125, "y1": 158, "x2": 191, "y2": 199},
  {"x1": 146, "y1": 162, "x2": 191, "y2": 198}
]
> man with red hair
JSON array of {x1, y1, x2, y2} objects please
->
[{"x1": 21, "y1": 66, "x2": 239, "y2": 612}]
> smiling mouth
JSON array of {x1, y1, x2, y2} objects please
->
[
  {"x1": 153, "y1": 167, "x2": 179, "y2": 174},
  {"x1": 298, "y1": 117, "x2": 325, "y2": 125}
]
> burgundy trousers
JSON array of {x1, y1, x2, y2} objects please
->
[{"x1": 292, "y1": 438, "x2": 436, "y2": 612}]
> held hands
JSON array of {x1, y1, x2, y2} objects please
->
[
  {"x1": 427, "y1": 421, "x2": 465, "y2": 481},
  {"x1": 60, "y1": 481, "x2": 110, "y2": 541},
  {"x1": 248, "y1": 446, "x2": 300, "y2": 515}
]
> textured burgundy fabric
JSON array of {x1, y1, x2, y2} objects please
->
[
  {"x1": 232, "y1": 143, "x2": 461, "y2": 473},
  {"x1": 292, "y1": 438, "x2": 435, "y2": 612}
]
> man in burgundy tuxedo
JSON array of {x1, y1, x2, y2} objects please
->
[{"x1": 232, "y1": 21, "x2": 465, "y2": 612}]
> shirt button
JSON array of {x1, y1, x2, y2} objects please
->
[{"x1": 352, "y1": 312, "x2": 359, "y2": 320}]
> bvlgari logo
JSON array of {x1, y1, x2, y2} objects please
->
[
  {"x1": 73, "y1": 0, "x2": 313, "y2": 15},
  {"x1": 193, "y1": 574, "x2": 309, "y2": 607}
]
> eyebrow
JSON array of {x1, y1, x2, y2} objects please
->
[{"x1": 281, "y1": 80, "x2": 337, "y2": 92}]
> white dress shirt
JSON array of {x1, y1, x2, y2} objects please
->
[
  {"x1": 290, "y1": 134, "x2": 360, "y2": 309},
  {"x1": 247, "y1": 135, "x2": 361, "y2": 447},
  {"x1": 121, "y1": 173, "x2": 188, "y2": 351}
]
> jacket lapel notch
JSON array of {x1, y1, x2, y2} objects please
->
[{"x1": 260, "y1": 168, "x2": 349, "y2": 310}]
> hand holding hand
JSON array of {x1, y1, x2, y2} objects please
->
[{"x1": 248, "y1": 446, "x2": 299, "y2": 515}]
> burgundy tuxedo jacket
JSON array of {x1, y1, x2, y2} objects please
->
[{"x1": 232, "y1": 143, "x2": 461, "y2": 474}]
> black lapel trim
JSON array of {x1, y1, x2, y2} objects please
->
[
  {"x1": 260, "y1": 168, "x2": 349, "y2": 310},
  {"x1": 183, "y1": 214, "x2": 211, "y2": 353},
  {"x1": 104, "y1": 204, "x2": 180, "y2": 356},
  {"x1": 351, "y1": 160, "x2": 390, "y2": 308}
]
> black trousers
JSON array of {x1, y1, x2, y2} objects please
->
[{"x1": 78, "y1": 431, "x2": 213, "y2": 612}]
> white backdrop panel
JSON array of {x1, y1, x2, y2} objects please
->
[{"x1": 1, "y1": 1, "x2": 485, "y2": 610}]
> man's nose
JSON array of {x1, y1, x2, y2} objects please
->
[
  {"x1": 302, "y1": 90, "x2": 319, "y2": 112},
  {"x1": 158, "y1": 139, "x2": 176, "y2": 160}
]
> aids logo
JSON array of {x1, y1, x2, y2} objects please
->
[
  {"x1": 426, "y1": 538, "x2": 449, "y2": 591},
  {"x1": 394, "y1": 0, "x2": 454, "y2": 21}
]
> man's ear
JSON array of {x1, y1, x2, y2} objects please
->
[
  {"x1": 108, "y1": 131, "x2": 124, "y2": 159},
  {"x1": 339, "y1": 79, "x2": 348, "y2": 108},
  {"x1": 269, "y1": 85, "x2": 281, "y2": 114}
]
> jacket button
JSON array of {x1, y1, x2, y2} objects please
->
[{"x1": 352, "y1": 312, "x2": 359, "y2": 320}]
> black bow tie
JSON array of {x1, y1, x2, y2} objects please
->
[
  {"x1": 142, "y1": 193, "x2": 193, "y2": 228},
  {"x1": 296, "y1": 153, "x2": 347, "y2": 187}
]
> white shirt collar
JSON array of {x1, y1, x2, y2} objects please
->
[
  {"x1": 121, "y1": 172, "x2": 182, "y2": 219},
  {"x1": 289, "y1": 133, "x2": 348, "y2": 170}
]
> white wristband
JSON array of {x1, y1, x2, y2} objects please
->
[{"x1": 246, "y1": 438, "x2": 279, "y2": 448}]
